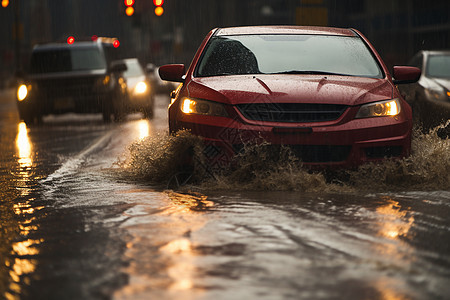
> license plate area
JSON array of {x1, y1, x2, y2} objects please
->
[{"x1": 54, "y1": 97, "x2": 75, "y2": 110}]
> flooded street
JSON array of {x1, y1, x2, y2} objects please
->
[{"x1": 1, "y1": 88, "x2": 450, "y2": 300}]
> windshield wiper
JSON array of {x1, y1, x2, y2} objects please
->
[{"x1": 271, "y1": 70, "x2": 351, "y2": 76}]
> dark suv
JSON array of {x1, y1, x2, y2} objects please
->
[{"x1": 16, "y1": 40, "x2": 128, "y2": 123}]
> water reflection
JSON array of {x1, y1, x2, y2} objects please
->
[
  {"x1": 6, "y1": 122, "x2": 41, "y2": 299},
  {"x1": 161, "y1": 238, "x2": 195, "y2": 291},
  {"x1": 373, "y1": 197, "x2": 416, "y2": 299},
  {"x1": 15, "y1": 122, "x2": 32, "y2": 170},
  {"x1": 165, "y1": 191, "x2": 214, "y2": 213},
  {"x1": 373, "y1": 278, "x2": 410, "y2": 300},
  {"x1": 159, "y1": 192, "x2": 214, "y2": 293},
  {"x1": 376, "y1": 197, "x2": 414, "y2": 241}
]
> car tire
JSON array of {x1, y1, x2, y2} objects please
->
[
  {"x1": 113, "y1": 99, "x2": 126, "y2": 122},
  {"x1": 18, "y1": 103, "x2": 41, "y2": 125},
  {"x1": 143, "y1": 96, "x2": 155, "y2": 119},
  {"x1": 102, "y1": 110, "x2": 112, "y2": 123},
  {"x1": 143, "y1": 105, "x2": 154, "y2": 119},
  {"x1": 20, "y1": 112, "x2": 34, "y2": 125},
  {"x1": 102, "y1": 100, "x2": 113, "y2": 123}
]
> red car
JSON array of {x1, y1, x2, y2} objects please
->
[{"x1": 159, "y1": 26, "x2": 421, "y2": 169}]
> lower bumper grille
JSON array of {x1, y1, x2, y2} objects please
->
[
  {"x1": 364, "y1": 146, "x2": 403, "y2": 159},
  {"x1": 230, "y1": 144, "x2": 351, "y2": 163}
]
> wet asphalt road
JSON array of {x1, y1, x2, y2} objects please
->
[{"x1": 1, "y1": 88, "x2": 450, "y2": 300}]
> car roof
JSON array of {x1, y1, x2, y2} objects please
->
[
  {"x1": 214, "y1": 26, "x2": 357, "y2": 37},
  {"x1": 32, "y1": 41, "x2": 107, "y2": 52},
  {"x1": 121, "y1": 58, "x2": 140, "y2": 63}
]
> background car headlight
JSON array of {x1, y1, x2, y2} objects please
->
[
  {"x1": 180, "y1": 98, "x2": 228, "y2": 117},
  {"x1": 134, "y1": 81, "x2": 148, "y2": 95},
  {"x1": 17, "y1": 84, "x2": 28, "y2": 101},
  {"x1": 96, "y1": 75, "x2": 110, "y2": 88},
  {"x1": 355, "y1": 98, "x2": 401, "y2": 118},
  {"x1": 424, "y1": 87, "x2": 446, "y2": 101}
]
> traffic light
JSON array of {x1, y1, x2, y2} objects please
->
[
  {"x1": 1, "y1": 0, "x2": 9, "y2": 8},
  {"x1": 153, "y1": 0, "x2": 164, "y2": 16},
  {"x1": 124, "y1": 0, "x2": 135, "y2": 16},
  {"x1": 67, "y1": 36, "x2": 75, "y2": 44}
]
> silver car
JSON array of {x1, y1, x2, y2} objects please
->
[
  {"x1": 400, "y1": 50, "x2": 450, "y2": 131},
  {"x1": 120, "y1": 58, "x2": 155, "y2": 119}
]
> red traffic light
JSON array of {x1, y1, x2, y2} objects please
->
[
  {"x1": 67, "y1": 36, "x2": 75, "y2": 44},
  {"x1": 153, "y1": 0, "x2": 163, "y2": 6},
  {"x1": 113, "y1": 40, "x2": 120, "y2": 48},
  {"x1": 124, "y1": 0, "x2": 135, "y2": 6}
]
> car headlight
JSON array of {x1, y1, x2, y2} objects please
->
[
  {"x1": 134, "y1": 81, "x2": 148, "y2": 95},
  {"x1": 424, "y1": 87, "x2": 446, "y2": 101},
  {"x1": 17, "y1": 84, "x2": 28, "y2": 101},
  {"x1": 355, "y1": 98, "x2": 401, "y2": 118},
  {"x1": 180, "y1": 98, "x2": 228, "y2": 117},
  {"x1": 96, "y1": 75, "x2": 110, "y2": 87}
]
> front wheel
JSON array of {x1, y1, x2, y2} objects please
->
[
  {"x1": 102, "y1": 100, "x2": 113, "y2": 123},
  {"x1": 143, "y1": 106, "x2": 154, "y2": 119},
  {"x1": 113, "y1": 102, "x2": 126, "y2": 122},
  {"x1": 142, "y1": 96, "x2": 155, "y2": 119},
  {"x1": 18, "y1": 103, "x2": 41, "y2": 125}
]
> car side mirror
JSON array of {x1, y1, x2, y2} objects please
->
[
  {"x1": 392, "y1": 66, "x2": 421, "y2": 84},
  {"x1": 110, "y1": 61, "x2": 127, "y2": 73},
  {"x1": 159, "y1": 64, "x2": 186, "y2": 82}
]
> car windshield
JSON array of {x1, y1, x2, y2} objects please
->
[
  {"x1": 196, "y1": 34, "x2": 383, "y2": 78},
  {"x1": 30, "y1": 48, "x2": 106, "y2": 73},
  {"x1": 426, "y1": 55, "x2": 450, "y2": 78},
  {"x1": 124, "y1": 60, "x2": 144, "y2": 77}
]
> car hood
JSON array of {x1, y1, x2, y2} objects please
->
[
  {"x1": 429, "y1": 77, "x2": 450, "y2": 90},
  {"x1": 189, "y1": 75, "x2": 393, "y2": 106}
]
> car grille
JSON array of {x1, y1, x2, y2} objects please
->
[
  {"x1": 236, "y1": 103, "x2": 348, "y2": 123},
  {"x1": 36, "y1": 77, "x2": 102, "y2": 99}
]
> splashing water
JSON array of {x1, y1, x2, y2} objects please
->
[
  {"x1": 119, "y1": 122, "x2": 450, "y2": 192},
  {"x1": 117, "y1": 130, "x2": 205, "y2": 185},
  {"x1": 348, "y1": 121, "x2": 450, "y2": 191}
]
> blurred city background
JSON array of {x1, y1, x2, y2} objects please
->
[{"x1": 1, "y1": 0, "x2": 449, "y2": 89}]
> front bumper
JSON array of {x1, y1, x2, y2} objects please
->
[
  {"x1": 174, "y1": 111, "x2": 412, "y2": 169},
  {"x1": 126, "y1": 93, "x2": 153, "y2": 111}
]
